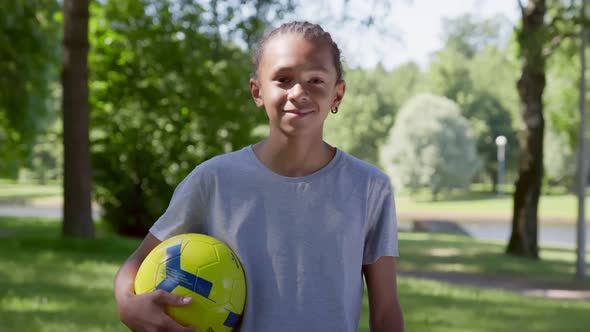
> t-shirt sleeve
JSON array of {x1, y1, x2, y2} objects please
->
[
  {"x1": 149, "y1": 166, "x2": 208, "y2": 241},
  {"x1": 363, "y1": 179, "x2": 399, "y2": 265}
]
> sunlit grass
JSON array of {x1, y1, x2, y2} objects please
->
[
  {"x1": 0, "y1": 180, "x2": 61, "y2": 203},
  {"x1": 398, "y1": 232, "x2": 590, "y2": 285},
  {"x1": 0, "y1": 180, "x2": 583, "y2": 222},
  {"x1": 2, "y1": 216, "x2": 590, "y2": 331},
  {"x1": 364, "y1": 277, "x2": 590, "y2": 332},
  {"x1": 0, "y1": 217, "x2": 139, "y2": 332},
  {"x1": 396, "y1": 188, "x2": 584, "y2": 221}
]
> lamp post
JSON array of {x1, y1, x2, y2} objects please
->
[
  {"x1": 576, "y1": 0, "x2": 588, "y2": 280},
  {"x1": 495, "y1": 135, "x2": 507, "y2": 196}
]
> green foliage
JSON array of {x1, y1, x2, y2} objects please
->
[
  {"x1": 89, "y1": 0, "x2": 284, "y2": 236},
  {"x1": 324, "y1": 64, "x2": 422, "y2": 166},
  {"x1": 425, "y1": 15, "x2": 520, "y2": 186},
  {"x1": 18, "y1": 82, "x2": 63, "y2": 184},
  {"x1": 20, "y1": 117, "x2": 62, "y2": 184},
  {"x1": 0, "y1": 0, "x2": 61, "y2": 178},
  {"x1": 387, "y1": 62, "x2": 425, "y2": 106},
  {"x1": 441, "y1": 13, "x2": 512, "y2": 59},
  {"x1": 544, "y1": 127, "x2": 577, "y2": 188},
  {"x1": 468, "y1": 45, "x2": 520, "y2": 125},
  {"x1": 462, "y1": 92, "x2": 519, "y2": 185},
  {"x1": 543, "y1": 36, "x2": 585, "y2": 189},
  {"x1": 380, "y1": 94, "x2": 481, "y2": 198},
  {"x1": 425, "y1": 47, "x2": 472, "y2": 104}
]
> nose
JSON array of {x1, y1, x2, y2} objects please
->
[{"x1": 288, "y1": 83, "x2": 309, "y2": 102}]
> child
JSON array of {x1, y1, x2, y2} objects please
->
[{"x1": 114, "y1": 21, "x2": 404, "y2": 332}]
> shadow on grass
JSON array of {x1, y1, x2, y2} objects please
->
[
  {"x1": 3, "y1": 216, "x2": 589, "y2": 332},
  {"x1": 359, "y1": 278, "x2": 590, "y2": 332},
  {"x1": 1, "y1": 280, "x2": 127, "y2": 332},
  {"x1": 398, "y1": 233, "x2": 590, "y2": 287},
  {"x1": 0, "y1": 216, "x2": 138, "y2": 331}
]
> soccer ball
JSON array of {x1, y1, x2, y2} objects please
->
[{"x1": 134, "y1": 233, "x2": 247, "y2": 332}]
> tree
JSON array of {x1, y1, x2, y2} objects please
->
[
  {"x1": 324, "y1": 63, "x2": 423, "y2": 166},
  {"x1": 463, "y1": 92, "x2": 519, "y2": 192},
  {"x1": 323, "y1": 65, "x2": 410, "y2": 165},
  {"x1": 425, "y1": 47, "x2": 472, "y2": 104},
  {"x1": 441, "y1": 14, "x2": 513, "y2": 59},
  {"x1": 0, "y1": 0, "x2": 60, "y2": 178},
  {"x1": 380, "y1": 94, "x2": 480, "y2": 199},
  {"x1": 506, "y1": 0, "x2": 549, "y2": 258},
  {"x1": 426, "y1": 35, "x2": 520, "y2": 190},
  {"x1": 90, "y1": 0, "x2": 293, "y2": 236},
  {"x1": 62, "y1": 0, "x2": 93, "y2": 237},
  {"x1": 505, "y1": 0, "x2": 585, "y2": 257}
]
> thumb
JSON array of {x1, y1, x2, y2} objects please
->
[{"x1": 154, "y1": 290, "x2": 193, "y2": 306}]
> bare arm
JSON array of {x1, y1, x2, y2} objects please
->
[
  {"x1": 363, "y1": 256, "x2": 404, "y2": 332},
  {"x1": 114, "y1": 232, "x2": 193, "y2": 332},
  {"x1": 114, "y1": 233, "x2": 161, "y2": 306}
]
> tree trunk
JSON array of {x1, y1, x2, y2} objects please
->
[
  {"x1": 506, "y1": 0, "x2": 546, "y2": 258},
  {"x1": 489, "y1": 169, "x2": 498, "y2": 194},
  {"x1": 62, "y1": 0, "x2": 94, "y2": 237}
]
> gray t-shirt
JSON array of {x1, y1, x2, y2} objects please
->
[{"x1": 150, "y1": 145, "x2": 398, "y2": 332}]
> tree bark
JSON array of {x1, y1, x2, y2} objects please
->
[
  {"x1": 506, "y1": 0, "x2": 546, "y2": 258},
  {"x1": 62, "y1": 0, "x2": 94, "y2": 237}
]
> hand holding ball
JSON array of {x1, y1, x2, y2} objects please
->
[{"x1": 134, "y1": 234, "x2": 247, "y2": 332}]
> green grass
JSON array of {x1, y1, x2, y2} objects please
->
[
  {"x1": 0, "y1": 180, "x2": 582, "y2": 222},
  {"x1": 0, "y1": 180, "x2": 61, "y2": 204},
  {"x1": 396, "y1": 187, "x2": 585, "y2": 221},
  {"x1": 399, "y1": 232, "x2": 590, "y2": 285},
  {"x1": 362, "y1": 277, "x2": 590, "y2": 332},
  {"x1": 2, "y1": 217, "x2": 590, "y2": 331},
  {"x1": 0, "y1": 217, "x2": 138, "y2": 332}
]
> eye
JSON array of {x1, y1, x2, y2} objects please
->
[
  {"x1": 275, "y1": 77, "x2": 291, "y2": 84},
  {"x1": 309, "y1": 78, "x2": 324, "y2": 84}
]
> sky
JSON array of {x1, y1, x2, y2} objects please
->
[{"x1": 293, "y1": 0, "x2": 521, "y2": 70}]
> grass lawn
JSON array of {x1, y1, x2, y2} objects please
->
[
  {"x1": 0, "y1": 180, "x2": 584, "y2": 222},
  {"x1": 1, "y1": 179, "x2": 584, "y2": 223},
  {"x1": 396, "y1": 187, "x2": 586, "y2": 222},
  {"x1": 399, "y1": 232, "x2": 590, "y2": 284},
  {"x1": 1, "y1": 217, "x2": 590, "y2": 331},
  {"x1": 0, "y1": 180, "x2": 61, "y2": 204}
]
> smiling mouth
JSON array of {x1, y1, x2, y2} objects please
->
[{"x1": 284, "y1": 110, "x2": 314, "y2": 115}]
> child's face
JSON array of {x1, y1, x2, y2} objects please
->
[{"x1": 250, "y1": 34, "x2": 345, "y2": 137}]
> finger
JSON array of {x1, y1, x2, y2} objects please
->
[{"x1": 153, "y1": 290, "x2": 192, "y2": 306}]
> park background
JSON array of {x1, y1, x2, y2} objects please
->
[{"x1": 2, "y1": 0, "x2": 590, "y2": 331}]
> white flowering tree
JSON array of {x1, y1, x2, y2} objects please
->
[{"x1": 380, "y1": 94, "x2": 481, "y2": 199}]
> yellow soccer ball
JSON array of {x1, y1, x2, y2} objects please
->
[{"x1": 134, "y1": 233, "x2": 246, "y2": 332}]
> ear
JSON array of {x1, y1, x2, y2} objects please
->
[
  {"x1": 332, "y1": 80, "x2": 346, "y2": 108},
  {"x1": 249, "y1": 78, "x2": 264, "y2": 108}
]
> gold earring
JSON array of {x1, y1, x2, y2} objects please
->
[{"x1": 331, "y1": 106, "x2": 338, "y2": 114}]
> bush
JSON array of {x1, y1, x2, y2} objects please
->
[{"x1": 380, "y1": 94, "x2": 481, "y2": 198}]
